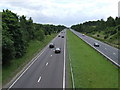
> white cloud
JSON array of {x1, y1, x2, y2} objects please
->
[{"x1": 0, "y1": 0, "x2": 119, "y2": 26}]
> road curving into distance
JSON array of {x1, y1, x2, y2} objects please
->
[
  {"x1": 70, "y1": 29, "x2": 119, "y2": 67},
  {"x1": 5, "y1": 29, "x2": 67, "y2": 89}
]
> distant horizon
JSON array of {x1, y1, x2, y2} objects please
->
[{"x1": 0, "y1": 0, "x2": 119, "y2": 27}]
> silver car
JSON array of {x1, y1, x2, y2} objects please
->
[
  {"x1": 55, "y1": 48, "x2": 61, "y2": 53},
  {"x1": 94, "y1": 42, "x2": 99, "y2": 47}
]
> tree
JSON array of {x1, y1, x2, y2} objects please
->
[
  {"x1": 2, "y1": 9, "x2": 66, "y2": 66},
  {"x1": 2, "y1": 22, "x2": 15, "y2": 65},
  {"x1": 106, "y1": 16, "x2": 115, "y2": 27},
  {"x1": 35, "y1": 29, "x2": 45, "y2": 41}
]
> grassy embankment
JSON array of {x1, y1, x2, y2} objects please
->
[
  {"x1": 67, "y1": 30, "x2": 119, "y2": 88},
  {"x1": 87, "y1": 29, "x2": 119, "y2": 49},
  {"x1": 2, "y1": 33, "x2": 57, "y2": 85}
]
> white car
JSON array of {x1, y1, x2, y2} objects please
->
[
  {"x1": 94, "y1": 42, "x2": 99, "y2": 47},
  {"x1": 82, "y1": 34, "x2": 85, "y2": 36}
]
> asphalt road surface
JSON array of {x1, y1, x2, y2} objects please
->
[
  {"x1": 7, "y1": 29, "x2": 67, "y2": 89},
  {"x1": 70, "y1": 29, "x2": 120, "y2": 67}
]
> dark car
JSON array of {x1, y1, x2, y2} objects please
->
[
  {"x1": 61, "y1": 36, "x2": 64, "y2": 38},
  {"x1": 49, "y1": 43, "x2": 54, "y2": 48},
  {"x1": 94, "y1": 42, "x2": 99, "y2": 47},
  {"x1": 55, "y1": 48, "x2": 61, "y2": 53},
  {"x1": 58, "y1": 35, "x2": 60, "y2": 37}
]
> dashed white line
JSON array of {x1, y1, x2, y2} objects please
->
[
  {"x1": 105, "y1": 48, "x2": 107, "y2": 49},
  {"x1": 8, "y1": 47, "x2": 47, "y2": 89},
  {"x1": 113, "y1": 53, "x2": 116, "y2": 55},
  {"x1": 51, "y1": 55, "x2": 52, "y2": 56},
  {"x1": 38, "y1": 76, "x2": 42, "y2": 82},
  {"x1": 8, "y1": 34, "x2": 59, "y2": 89},
  {"x1": 46, "y1": 62, "x2": 48, "y2": 66}
]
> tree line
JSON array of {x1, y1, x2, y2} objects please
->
[
  {"x1": 71, "y1": 16, "x2": 120, "y2": 35},
  {"x1": 2, "y1": 9, "x2": 66, "y2": 66}
]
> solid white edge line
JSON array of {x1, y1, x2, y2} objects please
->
[
  {"x1": 38, "y1": 76, "x2": 42, "y2": 82},
  {"x1": 63, "y1": 31, "x2": 66, "y2": 89},
  {"x1": 71, "y1": 30, "x2": 120, "y2": 67},
  {"x1": 8, "y1": 34, "x2": 59, "y2": 89},
  {"x1": 8, "y1": 48, "x2": 47, "y2": 89}
]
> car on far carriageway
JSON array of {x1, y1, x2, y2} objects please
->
[
  {"x1": 82, "y1": 34, "x2": 85, "y2": 36},
  {"x1": 55, "y1": 48, "x2": 61, "y2": 53},
  {"x1": 94, "y1": 42, "x2": 99, "y2": 47},
  {"x1": 49, "y1": 43, "x2": 55, "y2": 48}
]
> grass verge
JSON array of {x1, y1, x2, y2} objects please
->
[
  {"x1": 2, "y1": 33, "x2": 57, "y2": 85},
  {"x1": 67, "y1": 30, "x2": 119, "y2": 88},
  {"x1": 66, "y1": 38, "x2": 72, "y2": 88},
  {"x1": 89, "y1": 35, "x2": 119, "y2": 49}
]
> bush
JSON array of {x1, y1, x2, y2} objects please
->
[
  {"x1": 97, "y1": 34, "x2": 100, "y2": 37},
  {"x1": 104, "y1": 35, "x2": 108, "y2": 39}
]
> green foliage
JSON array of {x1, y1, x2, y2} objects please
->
[
  {"x1": 2, "y1": 9, "x2": 66, "y2": 66},
  {"x1": 106, "y1": 16, "x2": 116, "y2": 27},
  {"x1": 71, "y1": 16, "x2": 120, "y2": 48},
  {"x1": 35, "y1": 29, "x2": 45, "y2": 41},
  {"x1": 67, "y1": 30, "x2": 119, "y2": 88},
  {"x1": 2, "y1": 28, "x2": 15, "y2": 65}
]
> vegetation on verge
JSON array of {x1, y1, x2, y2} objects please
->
[
  {"x1": 2, "y1": 34, "x2": 57, "y2": 85},
  {"x1": 71, "y1": 16, "x2": 120, "y2": 49},
  {"x1": 67, "y1": 30, "x2": 119, "y2": 88},
  {"x1": 2, "y1": 9, "x2": 66, "y2": 66},
  {"x1": 2, "y1": 9, "x2": 66, "y2": 85}
]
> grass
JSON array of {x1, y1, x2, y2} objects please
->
[
  {"x1": 67, "y1": 30, "x2": 119, "y2": 88},
  {"x1": 88, "y1": 31, "x2": 119, "y2": 49},
  {"x1": 66, "y1": 40, "x2": 73, "y2": 88},
  {"x1": 2, "y1": 33, "x2": 57, "y2": 85},
  {"x1": 0, "y1": 66, "x2": 2, "y2": 89}
]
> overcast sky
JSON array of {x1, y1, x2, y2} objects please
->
[{"x1": 0, "y1": 0, "x2": 119, "y2": 27}]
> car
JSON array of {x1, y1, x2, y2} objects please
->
[
  {"x1": 49, "y1": 43, "x2": 54, "y2": 48},
  {"x1": 58, "y1": 35, "x2": 60, "y2": 37},
  {"x1": 55, "y1": 48, "x2": 61, "y2": 53},
  {"x1": 82, "y1": 34, "x2": 85, "y2": 36},
  {"x1": 94, "y1": 42, "x2": 99, "y2": 47},
  {"x1": 61, "y1": 36, "x2": 64, "y2": 38}
]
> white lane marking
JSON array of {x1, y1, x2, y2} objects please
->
[
  {"x1": 71, "y1": 30, "x2": 120, "y2": 67},
  {"x1": 46, "y1": 62, "x2": 48, "y2": 66},
  {"x1": 113, "y1": 53, "x2": 116, "y2": 55},
  {"x1": 38, "y1": 76, "x2": 42, "y2": 82},
  {"x1": 63, "y1": 31, "x2": 66, "y2": 90},
  {"x1": 105, "y1": 48, "x2": 107, "y2": 49},
  {"x1": 8, "y1": 47, "x2": 47, "y2": 89},
  {"x1": 8, "y1": 35, "x2": 59, "y2": 89},
  {"x1": 51, "y1": 55, "x2": 52, "y2": 56}
]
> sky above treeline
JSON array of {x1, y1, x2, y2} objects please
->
[{"x1": 0, "y1": 0, "x2": 119, "y2": 27}]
